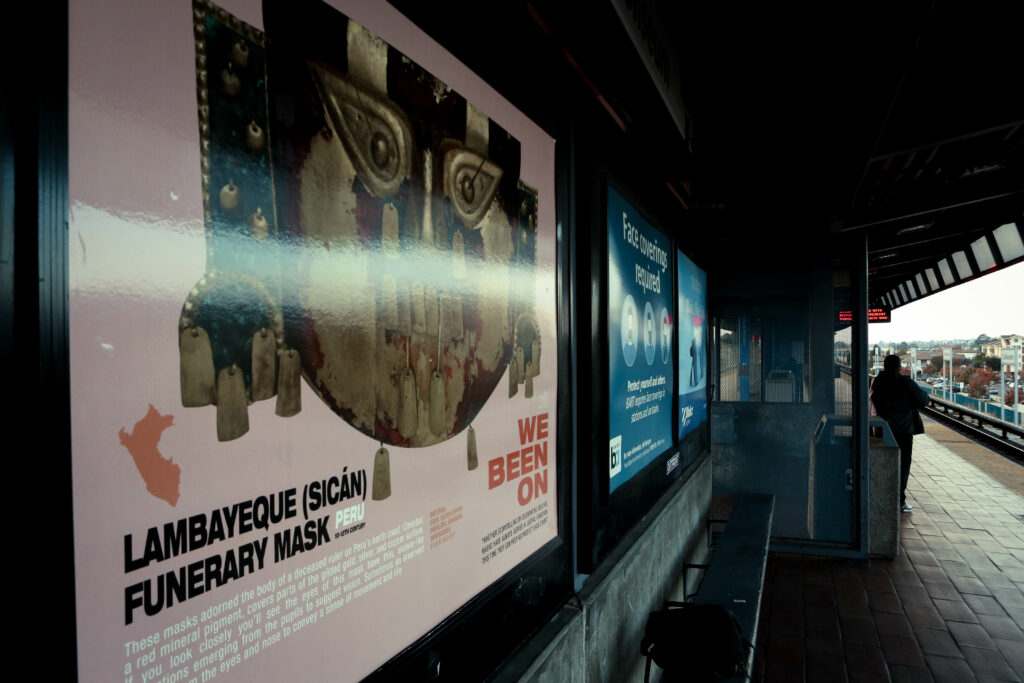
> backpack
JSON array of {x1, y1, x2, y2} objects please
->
[{"x1": 641, "y1": 601, "x2": 751, "y2": 682}]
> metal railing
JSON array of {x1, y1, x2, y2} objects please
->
[
  {"x1": 922, "y1": 392, "x2": 1024, "y2": 462},
  {"x1": 918, "y1": 382, "x2": 1022, "y2": 432}
]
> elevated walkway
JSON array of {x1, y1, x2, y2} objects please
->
[{"x1": 754, "y1": 420, "x2": 1024, "y2": 682}]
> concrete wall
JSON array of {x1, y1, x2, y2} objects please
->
[{"x1": 504, "y1": 456, "x2": 712, "y2": 683}]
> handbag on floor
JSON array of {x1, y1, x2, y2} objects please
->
[{"x1": 641, "y1": 601, "x2": 751, "y2": 682}]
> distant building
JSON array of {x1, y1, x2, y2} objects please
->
[
  {"x1": 994, "y1": 334, "x2": 1023, "y2": 372},
  {"x1": 934, "y1": 345, "x2": 973, "y2": 365},
  {"x1": 981, "y1": 341, "x2": 1002, "y2": 357}
]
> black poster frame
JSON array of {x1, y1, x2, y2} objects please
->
[{"x1": 579, "y1": 171, "x2": 709, "y2": 572}]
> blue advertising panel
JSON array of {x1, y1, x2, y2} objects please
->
[
  {"x1": 607, "y1": 187, "x2": 673, "y2": 493},
  {"x1": 677, "y1": 250, "x2": 708, "y2": 439}
]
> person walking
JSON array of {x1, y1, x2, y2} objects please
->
[{"x1": 871, "y1": 354, "x2": 930, "y2": 512}]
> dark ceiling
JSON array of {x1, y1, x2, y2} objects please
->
[
  {"x1": 656, "y1": 1, "x2": 1024, "y2": 305},
  {"x1": 392, "y1": 0, "x2": 1024, "y2": 306}
]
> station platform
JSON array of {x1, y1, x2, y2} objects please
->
[{"x1": 754, "y1": 420, "x2": 1024, "y2": 682}]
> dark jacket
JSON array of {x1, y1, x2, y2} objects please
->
[{"x1": 871, "y1": 374, "x2": 930, "y2": 435}]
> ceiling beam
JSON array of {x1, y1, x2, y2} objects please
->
[
  {"x1": 841, "y1": 188, "x2": 1023, "y2": 232},
  {"x1": 869, "y1": 120, "x2": 1022, "y2": 162}
]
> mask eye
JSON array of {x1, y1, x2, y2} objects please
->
[
  {"x1": 443, "y1": 146, "x2": 503, "y2": 230},
  {"x1": 308, "y1": 60, "x2": 413, "y2": 198}
]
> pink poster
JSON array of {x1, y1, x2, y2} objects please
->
[{"x1": 68, "y1": 1, "x2": 558, "y2": 681}]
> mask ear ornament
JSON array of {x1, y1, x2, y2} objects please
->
[
  {"x1": 424, "y1": 286, "x2": 439, "y2": 341},
  {"x1": 276, "y1": 349, "x2": 302, "y2": 418},
  {"x1": 180, "y1": 326, "x2": 216, "y2": 407},
  {"x1": 452, "y1": 231, "x2": 466, "y2": 279},
  {"x1": 450, "y1": 293, "x2": 464, "y2": 341},
  {"x1": 396, "y1": 280, "x2": 411, "y2": 336},
  {"x1": 509, "y1": 357, "x2": 519, "y2": 398},
  {"x1": 429, "y1": 369, "x2": 446, "y2": 436},
  {"x1": 380, "y1": 274, "x2": 399, "y2": 331},
  {"x1": 382, "y1": 203, "x2": 400, "y2": 257},
  {"x1": 411, "y1": 281, "x2": 426, "y2": 335},
  {"x1": 372, "y1": 443, "x2": 391, "y2": 500},
  {"x1": 429, "y1": 293, "x2": 447, "y2": 436},
  {"x1": 251, "y1": 328, "x2": 278, "y2": 401},
  {"x1": 398, "y1": 364, "x2": 418, "y2": 439},
  {"x1": 438, "y1": 292, "x2": 452, "y2": 341},
  {"x1": 466, "y1": 425, "x2": 478, "y2": 471},
  {"x1": 217, "y1": 365, "x2": 249, "y2": 441}
]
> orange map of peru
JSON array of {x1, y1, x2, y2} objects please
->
[{"x1": 119, "y1": 404, "x2": 181, "y2": 506}]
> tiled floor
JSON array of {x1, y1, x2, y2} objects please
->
[{"x1": 754, "y1": 422, "x2": 1024, "y2": 682}]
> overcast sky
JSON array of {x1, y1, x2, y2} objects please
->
[{"x1": 869, "y1": 262, "x2": 1024, "y2": 345}]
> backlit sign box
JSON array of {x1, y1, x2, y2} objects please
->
[
  {"x1": 68, "y1": 2, "x2": 560, "y2": 680},
  {"x1": 607, "y1": 187, "x2": 674, "y2": 493}
]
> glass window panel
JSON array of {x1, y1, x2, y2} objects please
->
[
  {"x1": 952, "y1": 250, "x2": 972, "y2": 279},
  {"x1": 762, "y1": 316, "x2": 808, "y2": 403},
  {"x1": 905, "y1": 280, "x2": 917, "y2": 299},
  {"x1": 938, "y1": 258, "x2": 954, "y2": 285},
  {"x1": 993, "y1": 223, "x2": 1024, "y2": 262},
  {"x1": 971, "y1": 236, "x2": 996, "y2": 271},
  {"x1": 926, "y1": 268, "x2": 939, "y2": 291},
  {"x1": 833, "y1": 323, "x2": 852, "y2": 417},
  {"x1": 916, "y1": 273, "x2": 927, "y2": 294},
  {"x1": 710, "y1": 320, "x2": 719, "y2": 400},
  {"x1": 714, "y1": 315, "x2": 810, "y2": 403},
  {"x1": 717, "y1": 318, "x2": 740, "y2": 401},
  {"x1": 748, "y1": 319, "x2": 763, "y2": 402}
]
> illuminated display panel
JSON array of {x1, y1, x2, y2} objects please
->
[
  {"x1": 836, "y1": 307, "x2": 890, "y2": 324},
  {"x1": 868, "y1": 307, "x2": 892, "y2": 322},
  {"x1": 677, "y1": 250, "x2": 708, "y2": 440},
  {"x1": 606, "y1": 186, "x2": 674, "y2": 493}
]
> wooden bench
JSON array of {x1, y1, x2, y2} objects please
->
[{"x1": 677, "y1": 493, "x2": 775, "y2": 682}]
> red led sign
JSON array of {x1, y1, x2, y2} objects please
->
[
  {"x1": 868, "y1": 307, "x2": 891, "y2": 322},
  {"x1": 836, "y1": 307, "x2": 891, "y2": 324}
]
